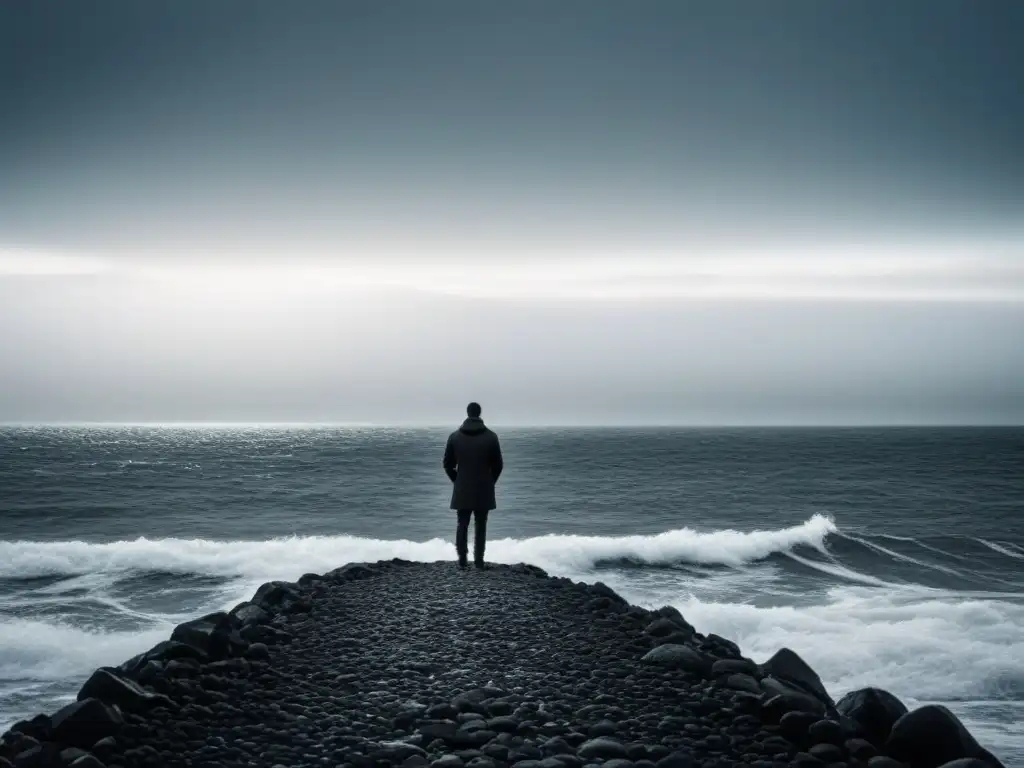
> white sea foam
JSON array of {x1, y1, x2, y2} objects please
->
[
  {"x1": 0, "y1": 619, "x2": 172, "y2": 681},
  {"x1": 0, "y1": 514, "x2": 836, "y2": 580},
  {"x1": 976, "y1": 538, "x2": 1024, "y2": 560}
]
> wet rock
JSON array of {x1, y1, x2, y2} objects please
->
[
  {"x1": 868, "y1": 758, "x2": 909, "y2": 768},
  {"x1": 846, "y1": 737, "x2": 877, "y2": 761},
  {"x1": 370, "y1": 741, "x2": 428, "y2": 762},
  {"x1": 428, "y1": 704, "x2": 459, "y2": 720},
  {"x1": 645, "y1": 619, "x2": 686, "y2": 638},
  {"x1": 759, "y1": 649, "x2": 833, "y2": 707},
  {"x1": 68, "y1": 756, "x2": 107, "y2": 768},
  {"x1": 587, "y1": 720, "x2": 618, "y2": 738},
  {"x1": 541, "y1": 737, "x2": 574, "y2": 756},
  {"x1": 778, "y1": 711, "x2": 819, "y2": 745},
  {"x1": 836, "y1": 688, "x2": 908, "y2": 748},
  {"x1": 419, "y1": 722, "x2": 460, "y2": 742},
  {"x1": 885, "y1": 705, "x2": 1005, "y2": 768},
  {"x1": 229, "y1": 602, "x2": 271, "y2": 626},
  {"x1": 578, "y1": 738, "x2": 629, "y2": 760},
  {"x1": 453, "y1": 688, "x2": 507, "y2": 713},
  {"x1": 170, "y1": 612, "x2": 236, "y2": 659},
  {"x1": 77, "y1": 669, "x2": 174, "y2": 712},
  {"x1": 710, "y1": 659, "x2": 759, "y2": 677},
  {"x1": 808, "y1": 742, "x2": 844, "y2": 763},
  {"x1": 244, "y1": 642, "x2": 270, "y2": 661},
  {"x1": 723, "y1": 673, "x2": 761, "y2": 695},
  {"x1": 762, "y1": 693, "x2": 826, "y2": 723},
  {"x1": 486, "y1": 717, "x2": 520, "y2": 733},
  {"x1": 59, "y1": 747, "x2": 89, "y2": 763},
  {"x1": 50, "y1": 699, "x2": 123, "y2": 749},
  {"x1": 12, "y1": 744, "x2": 61, "y2": 768},
  {"x1": 807, "y1": 719, "x2": 844, "y2": 746},
  {"x1": 791, "y1": 753, "x2": 825, "y2": 768},
  {"x1": 654, "y1": 751, "x2": 695, "y2": 768},
  {"x1": 325, "y1": 564, "x2": 376, "y2": 582},
  {"x1": 640, "y1": 645, "x2": 712, "y2": 674}
]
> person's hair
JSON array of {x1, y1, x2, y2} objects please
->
[{"x1": 466, "y1": 402, "x2": 482, "y2": 418}]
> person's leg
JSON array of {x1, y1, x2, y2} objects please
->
[
  {"x1": 473, "y1": 510, "x2": 489, "y2": 567},
  {"x1": 456, "y1": 510, "x2": 471, "y2": 568}
]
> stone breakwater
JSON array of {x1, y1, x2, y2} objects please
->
[{"x1": 0, "y1": 560, "x2": 1008, "y2": 768}]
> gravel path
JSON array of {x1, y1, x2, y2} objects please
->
[{"x1": 0, "y1": 561, "x2": 1006, "y2": 768}]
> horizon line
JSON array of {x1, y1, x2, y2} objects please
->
[{"x1": 1, "y1": 421, "x2": 1021, "y2": 429}]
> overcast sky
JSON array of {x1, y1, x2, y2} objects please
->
[{"x1": 1, "y1": 1, "x2": 1022, "y2": 425}]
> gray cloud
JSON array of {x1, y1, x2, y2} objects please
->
[{"x1": 0, "y1": 1, "x2": 1021, "y2": 423}]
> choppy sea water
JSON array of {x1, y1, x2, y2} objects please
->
[{"x1": 0, "y1": 426, "x2": 1021, "y2": 763}]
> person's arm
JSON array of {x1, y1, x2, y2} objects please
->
[
  {"x1": 491, "y1": 435, "x2": 504, "y2": 483},
  {"x1": 443, "y1": 435, "x2": 458, "y2": 483}
]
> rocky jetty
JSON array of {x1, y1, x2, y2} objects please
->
[{"x1": 0, "y1": 560, "x2": 1007, "y2": 768}]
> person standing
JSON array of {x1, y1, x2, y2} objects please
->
[{"x1": 443, "y1": 402, "x2": 503, "y2": 569}]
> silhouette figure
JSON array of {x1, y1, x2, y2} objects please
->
[{"x1": 443, "y1": 402, "x2": 504, "y2": 569}]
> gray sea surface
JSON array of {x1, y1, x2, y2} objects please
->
[{"x1": 1, "y1": 427, "x2": 1022, "y2": 762}]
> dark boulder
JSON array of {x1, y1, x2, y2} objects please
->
[
  {"x1": 711, "y1": 658, "x2": 759, "y2": 677},
  {"x1": 762, "y1": 693, "x2": 827, "y2": 724},
  {"x1": 645, "y1": 618, "x2": 685, "y2": 638},
  {"x1": 418, "y1": 721, "x2": 459, "y2": 743},
  {"x1": 11, "y1": 743, "x2": 62, "y2": 768},
  {"x1": 590, "y1": 582, "x2": 627, "y2": 605},
  {"x1": 452, "y1": 688, "x2": 507, "y2": 713},
  {"x1": 325, "y1": 564, "x2": 376, "y2": 583},
  {"x1": 50, "y1": 699, "x2": 123, "y2": 749},
  {"x1": 369, "y1": 741, "x2": 428, "y2": 762},
  {"x1": 118, "y1": 639, "x2": 208, "y2": 677},
  {"x1": 759, "y1": 648, "x2": 833, "y2": 707},
  {"x1": 762, "y1": 676, "x2": 832, "y2": 717},
  {"x1": 836, "y1": 688, "x2": 908, "y2": 748},
  {"x1": 885, "y1": 705, "x2": 1005, "y2": 768},
  {"x1": 705, "y1": 634, "x2": 741, "y2": 659},
  {"x1": 7, "y1": 715, "x2": 50, "y2": 743},
  {"x1": 170, "y1": 612, "x2": 236, "y2": 659},
  {"x1": 251, "y1": 581, "x2": 303, "y2": 612},
  {"x1": 640, "y1": 645, "x2": 712, "y2": 675},
  {"x1": 809, "y1": 742, "x2": 844, "y2": 763},
  {"x1": 723, "y1": 673, "x2": 762, "y2": 695},
  {"x1": 244, "y1": 642, "x2": 270, "y2": 661},
  {"x1": 807, "y1": 719, "x2": 845, "y2": 746},
  {"x1": 58, "y1": 748, "x2": 88, "y2": 764},
  {"x1": 77, "y1": 668, "x2": 175, "y2": 711},
  {"x1": 869, "y1": 758, "x2": 911, "y2": 768},
  {"x1": 778, "y1": 710, "x2": 819, "y2": 745},
  {"x1": 652, "y1": 605, "x2": 695, "y2": 630},
  {"x1": 68, "y1": 756, "x2": 107, "y2": 768},
  {"x1": 578, "y1": 738, "x2": 629, "y2": 760},
  {"x1": 509, "y1": 564, "x2": 548, "y2": 578},
  {"x1": 655, "y1": 752, "x2": 695, "y2": 768},
  {"x1": 229, "y1": 602, "x2": 271, "y2": 626},
  {"x1": 846, "y1": 737, "x2": 878, "y2": 761}
]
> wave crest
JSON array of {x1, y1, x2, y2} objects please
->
[{"x1": 0, "y1": 514, "x2": 837, "y2": 580}]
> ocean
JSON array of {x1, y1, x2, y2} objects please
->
[{"x1": 0, "y1": 426, "x2": 1021, "y2": 763}]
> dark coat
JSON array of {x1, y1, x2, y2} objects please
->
[{"x1": 443, "y1": 418, "x2": 504, "y2": 510}]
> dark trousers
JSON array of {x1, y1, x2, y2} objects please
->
[{"x1": 456, "y1": 509, "x2": 489, "y2": 564}]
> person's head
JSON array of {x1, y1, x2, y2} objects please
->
[{"x1": 466, "y1": 402, "x2": 482, "y2": 419}]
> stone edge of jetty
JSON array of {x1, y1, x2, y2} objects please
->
[{"x1": 0, "y1": 559, "x2": 1007, "y2": 768}]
